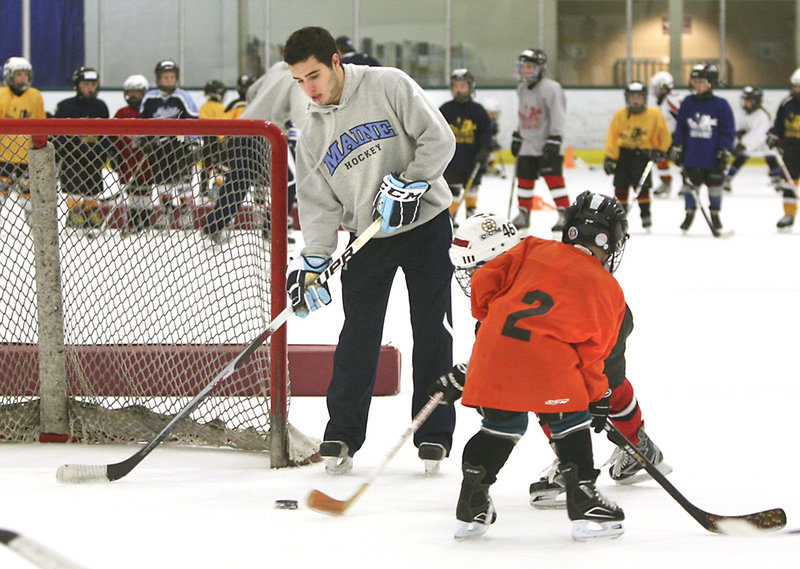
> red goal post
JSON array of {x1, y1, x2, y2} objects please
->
[{"x1": 0, "y1": 118, "x2": 316, "y2": 467}]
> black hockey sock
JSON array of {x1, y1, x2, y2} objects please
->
[
  {"x1": 553, "y1": 428, "x2": 597, "y2": 481},
  {"x1": 461, "y1": 430, "x2": 516, "y2": 485}
]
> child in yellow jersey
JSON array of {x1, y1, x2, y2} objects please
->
[
  {"x1": 0, "y1": 57, "x2": 46, "y2": 215},
  {"x1": 603, "y1": 82, "x2": 672, "y2": 231}
]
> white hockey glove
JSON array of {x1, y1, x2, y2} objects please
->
[
  {"x1": 372, "y1": 172, "x2": 429, "y2": 233},
  {"x1": 286, "y1": 255, "x2": 332, "y2": 318}
]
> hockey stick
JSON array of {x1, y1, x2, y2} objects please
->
[
  {"x1": 451, "y1": 161, "x2": 482, "y2": 218},
  {"x1": 603, "y1": 423, "x2": 786, "y2": 534},
  {"x1": 307, "y1": 392, "x2": 444, "y2": 516},
  {"x1": 774, "y1": 150, "x2": 798, "y2": 191},
  {"x1": 56, "y1": 217, "x2": 384, "y2": 484},
  {"x1": 626, "y1": 159, "x2": 655, "y2": 210},
  {"x1": 687, "y1": 186, "x2": 734, "y2": 238},
  {"x1": 0, "y1": 528, "x2": 89, "y2": 569},
  {"x1": 506, "y1": 166, "x2": 517, "y2": 218}
]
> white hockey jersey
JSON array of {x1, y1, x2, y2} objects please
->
[
  {"x1": 655, "y1": 91, "x2": 682, "y2": 133},
  {"x1": 734, "y1": 106, "x2": 772, "y2": 157},
  {"x1": 515, "y1": 78, "x2": 566, "y2": 156}
]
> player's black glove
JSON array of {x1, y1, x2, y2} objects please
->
[
  {"x1": 428, "y1": 363, "x2": 468, "y2": 404},
  {"x1": 766, "y1": 131, "x2": 782, "y2": 150},
  {"x1": 475, "y1": 145, "x2": 492, "y2": 166},
  {"x1": 650, "y1": 149, "x2": 667, "y2": 163},
  {"x1": 733, "y1": 142, "x2": 747, "y2": 159},
  {"x1": 540, "y1": 135, "x2": 562, "y2": 175},
  {"x1": 286, "y1": 255, "x2": 332, "y2": 318},
  {"x1": 715, "y1": 148, "x2": 731, "y2": 172},
  {"x1": 668, "y1": 144, "x2": 684, "y2": 166},
  {"x1": 589, "y1": 388, "x2": 613, "y2": 433},
  {"x1": 603, "y1": 157, "x2": 617, "y2": 175},
  {"x1": 511, "y1": 130, "x2": 522, "y2": 157}
]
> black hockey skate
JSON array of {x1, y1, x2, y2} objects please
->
[
  {"x1": 710, "y1": 209, "x2": 723, "y2": 231},
  {"x1": 680, "y1": 208, "x2": 696, "y2": 232},
  {"x1": 777, "y1": 214, "x2": 794, "y2": 231},
  {"x1": 454, "y1": 463, "x2": 496, "y2": 539},
  {"x1": 551, "y1": 206, "x2": 566, "y2": 233},
  {"x1": 418, "y1": 442, "x2": 446, "y2": 477},
  {"x1": 319, "y1": 440, "x2": 353, "y2": 475},
  {"x1": 529, "y1": 459, "x2": 566, "y2": 509},
  {"x1": 512, "y1": 206, "x2": 530, "y2": 229},
  {"x1": 606, "y1": 426, "x2": 672, "y2": 485},
  {"x1": 562, "y1": 464, "x2": 625, "y2": 541}
]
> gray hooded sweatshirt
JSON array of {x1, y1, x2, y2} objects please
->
[{"x1": 295, "y1": 63, "x2": 455, "y2": 258}]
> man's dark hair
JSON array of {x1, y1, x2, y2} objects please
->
[{"x1": 284, "y1": 27, "x2": 338, "y2": 67}]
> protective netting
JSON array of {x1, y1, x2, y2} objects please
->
[{"x1": 0, "y1": 119, "x2": 316, "y2": 466}]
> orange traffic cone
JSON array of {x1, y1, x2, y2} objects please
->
[
  {"x1": 564, "y1": 145, "x2": 575, "y2": 169},
  {"x1": 532, "y1": 195, "x2": 556, "y2": 211}
]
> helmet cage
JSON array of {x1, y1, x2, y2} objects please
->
[
  {"x1": 3, "y1": 57, "x2": 33, "y2": 94},
  {"x1": 450, "y1": 68, "x2": 475, "y2": 102},
  {"x1": 625, "y1": 82, "x2": 647, "y2": 113},
  {"x1": 517, "y1": 49, "x2": 547, "y2": 85}
]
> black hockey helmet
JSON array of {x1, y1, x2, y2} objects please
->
[
  {"x1": 624, "y1": 81, "x2": 647, "y2": 114},
  {"x1": 741, "y1": 85, "x2": 763, "y2": 111},
  {"x1": 204, "y1": 79, "x2": 226, "y2": 101},
  {"x1": 562, "y1": 191, "x2": 629, "y2": 273},
  {"x1": 72, "y1": 65, "x2": 99, "y2": 88},
  {"x1": 690, "y1": 63, "x2": 719, "y2": 88},
  {"x1": 335, "y1": 36, "x2": 355, "y2": 53},
  {"x1": 519, "y1": 48, "x2": 547, "y2": 66},
  {"x1": 155, "y1": 59, "x2": 179, "y2": 80},
  {"x1": 236, "y1": 74, "x2": 255, "y2": 98}
]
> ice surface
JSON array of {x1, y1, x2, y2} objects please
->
[{"x1": 3, "y1": 164, "x2": 800, "y2": 568}]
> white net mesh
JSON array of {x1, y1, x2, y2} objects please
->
[{"x1": 0, "y1": 119, "x2": 317, "y2": 466}]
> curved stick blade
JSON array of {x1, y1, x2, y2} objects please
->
[{"x1": 56, "y1": 464, "x2": 110, "y2": 484}]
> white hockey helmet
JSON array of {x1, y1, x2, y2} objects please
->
[
  {"x1": 449, "y1": 213, "x2": 523, "y2": 296},
  {"x1": 649, "y1": 71, "x2": 673, "y2": 96},
  {"x1": 790, "y1": 68, "x2": 800, "y2": 87},
  {"x1": 3, "y1": 57, "x2": 33, "y2": 93},
  {"x1": 482, "y1": 97, "x2": 500, "y2": 114},
  {"x1": 123, "y1": 74, "x2": 149, "y2": 93}
]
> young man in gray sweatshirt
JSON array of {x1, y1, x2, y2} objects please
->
[{"x1": 283, "y1": 26, "x2": 456, "y2": 475}]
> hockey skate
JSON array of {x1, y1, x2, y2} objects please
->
[
  {"x1": 551, "y1": 206, "x2": 566, "y2": 233},
  {"x1": 605, "y1": 426, "x2": 672, "y2": 485},
  {"x1": 529, "y1": 458, "x2": 566, "y2": 509},
  {"x1": 710, "y1": 209, "x2": 723, "y2": 231},
  {"x1": 511, "y1": 206, "x2": 530, "y2": 230},
  {"x1": 680, "y1": 208, "x2": 696, "y2": 232},
  {"x1": 454, "y1": 463, "x2": 496, "y2": 539},
  {"x1": 561, "y1": 464, "x2": 624, "y2": 541},
  {"x1": 319, "y1": 440, "x2": 353, "y2": 475},
  {"x1": 641, "y1": 214, "x2": 652, "y2": 233},
  {"x1": 777, "y1": 214, "x2": 794, "y2": 231},
  {"x1": 418, "y1": 442, "x2": 446, "y2": 477}
]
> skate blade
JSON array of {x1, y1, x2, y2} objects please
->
[
  {"x1": 571, "y1": 520, "x2": 625, "y2": 541},
  {"x1": 614, "y1": 461, "x2": 673, "y2": 486},
  {"x1": 323, "y1": 455, "x2": 353, "y2": 475},
  {"x1": 454, "y1": 520, "x2": 492, "y2": 540},
  {"x1": 529, "y1": 490, "x2": 566, "y2": 510},
  {"x1": 423, "y1": 459, "x2": 442, "y2": 477}
]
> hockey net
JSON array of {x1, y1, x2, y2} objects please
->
[{"x1": 0, "y1": 118, "x2": 317, "y2": 467}]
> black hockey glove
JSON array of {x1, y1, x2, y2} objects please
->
[
  {"x1": 715, "y1": 148, "x2": 732, "y2": 173},
  {"x1": 733, "y1": 143, "x2": 747, "y2": 159},
  {"x1": 589, "y1": 388, "x2": 613, "y2": 433},
  {"x1": 650, "y1": 149, "x2": 667, "y2": 163},
  {"x1": 428, "y1": 363, "x2": 468, "y2": 404},
  {"x1": 511, "y1": 130, "x2": 522, "y2": 157},
  {"x1": 475, "y1": 145, "x2": 492, "y2": 166},
  {"x1": 603, "y1": 157, "x2": 617, "y2": 175},
  {"x1": 668, "y1": 144, "x2": 684, "y2": 166},
  {"x1": 540, "y1": 135, "x2": 562, "y2": 175},
  {"x1": 372, "y1": 172, "x2": 429, "y2": 233},
  {"x1": 766, "y1": 131, "x2": 782, "y2": 150},
  {"x1": 286, "y1": 255, "x2": 332, "y2": 318}
]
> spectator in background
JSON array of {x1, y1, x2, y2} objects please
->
[
  {"x1": 53, "y1": 66, "x2": 111, "y2": 234},
  {"x1": 335, "y1": 35, "x2": 381, "y2": 67},
  {"x1": 0, "y1": 57, "x2": 46, "y2": 221}
]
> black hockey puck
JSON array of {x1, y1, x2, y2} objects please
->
[{"x1": 274, "y1": 499, "x2": 298, "y2": 510}]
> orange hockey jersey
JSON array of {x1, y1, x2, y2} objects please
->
[{"x1": 462, "y1": 237, "x2": 626, "y2": 414}]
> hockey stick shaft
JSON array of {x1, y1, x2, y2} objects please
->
[
  {"x1": 506, "y1": 165, "x2": 517, "y2": 218},
  {"x1": 56, "y1": 217, "x2": 384, "y2": 484},
  {"x1": 774, "y1": 151, "x2": 798, "y2": 190},
  {"x1": 0, "y1": 529, "x2": 89, "y2": 569},
  {"x1": 687, "y1": 186, "x2": 733, "y2": 238},
  {"x1": 306, "y1": 392, "x2": 444, "y2": 515},
  {"x1": 603, "y1": 423, "x2": 786, "y2": 533}
]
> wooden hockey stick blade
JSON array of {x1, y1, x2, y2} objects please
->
[
  {"x1": 0, "y1": 528, "x2": 89, "y2": 569},
  {"x1": 56, "y1": 219, "x2": 385, "y2": 484},
  {"x1": 307, "y1": 393, "x2": 444, "y2": 516},
  {"x1": 604, "y1": 423, "x2": 786, "y2": 533}
]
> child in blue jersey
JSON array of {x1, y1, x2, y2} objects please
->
[{"x1": 669, "y1": 64, "x2": 735, "y2": 232}]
